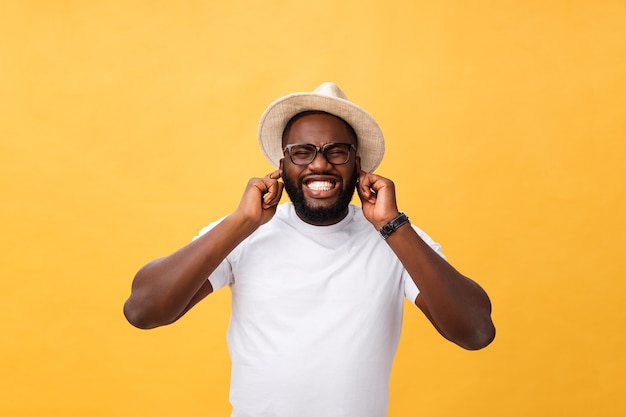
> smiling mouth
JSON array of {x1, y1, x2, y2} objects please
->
[{"x1": 304, "y1": 180, "x2": 336, "y2": 191}]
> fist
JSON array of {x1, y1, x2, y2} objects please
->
[
  {"x1": 237, "y1": 170, "x2": 284, "y2": 227},
  {"x1": 357, "y1": 170, "x2": 399, "y2": 230}
]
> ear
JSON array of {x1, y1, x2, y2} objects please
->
[
  {"x1": 279, "y1": 158, "x2": 284, "y2": 174},
  {"x1": 354, "y1": 155, "x2": 362, "y2": 173}
]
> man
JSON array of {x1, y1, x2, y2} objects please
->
[{"x1": 124, "y1": 82, "x2": 495, "y2": 417}]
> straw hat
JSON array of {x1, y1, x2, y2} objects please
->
[{"x1": 257, "y1": 82, "x2": 385, "y2": 172}]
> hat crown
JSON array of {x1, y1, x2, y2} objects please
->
[{"x1": 313, "y1": 82, "x2": 348, "y2": 100}]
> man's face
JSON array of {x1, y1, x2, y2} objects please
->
[{"x1": 280, "y1": 113, "x2": 360, "y2": 226}]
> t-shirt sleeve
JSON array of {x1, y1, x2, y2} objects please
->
[
  {"x1": 403, "y1": 225, "x2": 447, "y2": 303},
  {"x1": 193, "y1": 219, "x2": 233, "y2": 291}
]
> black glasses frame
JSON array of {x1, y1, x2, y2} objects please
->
[{"x1": 283, "y1": 143, "x2": 357, "y2": 166}]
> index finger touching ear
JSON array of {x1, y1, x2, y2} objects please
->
[
  {"x1": 358, "y1": 169, "x2": 371, "y2": 185},
  {"x1": 266, "y1": 169, "x2": 282, "y2": 180}
]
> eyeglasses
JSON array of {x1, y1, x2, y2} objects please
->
[{"x1": 283, "y1": 143, "x2": 357, "y2": 166}]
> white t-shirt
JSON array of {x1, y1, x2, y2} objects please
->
[{"x1": 197, "y1": 203, "x2": 444, "y2": 417}]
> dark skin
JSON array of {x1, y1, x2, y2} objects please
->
[{"x1": 124, "y1": 113, "x2": 495, "y2": 350}]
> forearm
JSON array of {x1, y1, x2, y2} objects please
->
[
  {"x1": 386, "y1": 224, "x2": 495, "y2": 349},
  {"x1": 123, "y1": 212, "x2": 257, "y2": 329}
]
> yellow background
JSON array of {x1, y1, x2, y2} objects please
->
[{"x1": 2, "y1": 1, "x2": 625, "y2": 416}]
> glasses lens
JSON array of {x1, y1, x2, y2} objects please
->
[
  {"x1": 323, "y1": 144, "x2": 351, "y2": 164},
  {"x1": 289, "y1": 145, "x2": 317, "y2": 165}
]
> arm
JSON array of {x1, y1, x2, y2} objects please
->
[
  {"x1": 123, "y1": 170, "x2": 284, "y2": 329},
  {"x1": 357, "y1": 170, "x2": 495, "y2": 350}
]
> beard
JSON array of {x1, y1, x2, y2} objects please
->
[{"x1": 282, "y1": 168, "x2": 359, "y2": 225}]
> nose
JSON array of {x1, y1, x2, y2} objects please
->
[{"x1": 308, "y1": 149, "x2": 334, "y2": 170}]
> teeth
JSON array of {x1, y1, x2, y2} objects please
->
[{"x1": 307, "y1": 181, "x2": 334, "y2": 191}]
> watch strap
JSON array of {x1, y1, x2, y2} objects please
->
[{"x1": 379, "y1": 212, "x2": 409, "y2": 240}]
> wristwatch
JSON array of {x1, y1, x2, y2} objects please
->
[{"x1": 379, "y1": 212, "x2": 409, "y2": 240}]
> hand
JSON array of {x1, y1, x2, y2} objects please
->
[
  {"x1": 357, "y1": 170, "x2": 400, "y2": 230},
  {"x1": 235, "y1": 170, "x2": 284, "y2": 228}
]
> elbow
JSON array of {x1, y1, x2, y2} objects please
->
[
  {"x1": 458, "y1": 321, "x2": 496, "y2": 351},
  {"x1": 123, "y1": 297, "x2": 164, "y2": 330},
  {"x1": 123, "y1": 268, "x2": 176, "y2": 330},
  {"x1": 123, "y1": 299, "x2": 152, "y2": 329},
  {"x1": 459, "y1": 294, "x2": 496, "y2": 350}
]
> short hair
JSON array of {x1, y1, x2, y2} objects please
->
[{"x1": 281, "y1": 110, "x2": 358, "y2": 147}]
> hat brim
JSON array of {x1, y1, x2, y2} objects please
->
[{"x1": 258, "y1": 92, "x2": 385, "y2": 173}]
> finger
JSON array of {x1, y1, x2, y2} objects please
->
[
  {"x1": 265, "y1": 169, "x2": 282, "y2": 180},
  {"x1": 357, "y1": 183, "x2": 376, "y2": 205},
  {"x1": 262, "y1": 179, "x2": 283, "y2": 208},
  {"x1": 358, "y1": 171, "x2": 377, "y2": 203}
]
